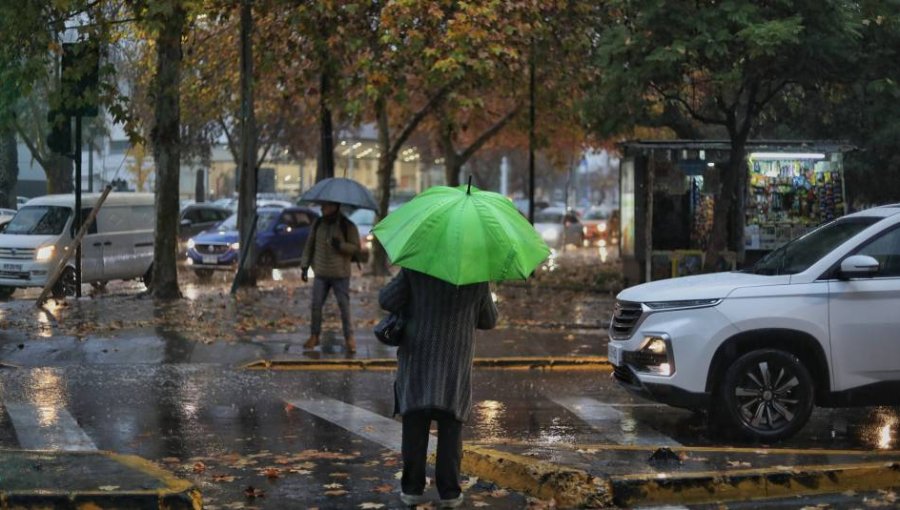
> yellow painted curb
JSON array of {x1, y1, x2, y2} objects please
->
[
  {"x1": 0, "y1": 450, "x2": 201, "y2": 510},
  {"x1": 456, "y1": 445, "x2": 613, "y2": 508},
  {"x1": 241, "y1": 356, "x2": 611, "y2": 371},
  {"x1": 610, "y1": 460, "x2": 900, "y2": 506}
]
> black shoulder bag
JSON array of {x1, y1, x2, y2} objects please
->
[{"x1": 374, "y1": 313, "x2": 405, "y2": 347}]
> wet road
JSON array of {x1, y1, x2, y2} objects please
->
[{"x1": 1, "y1": 364, "x2": 898, "y2": 508}]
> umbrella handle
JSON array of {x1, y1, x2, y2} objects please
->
[{"x1": 467, "y1": 175, "x2": 472, "y2": 195}]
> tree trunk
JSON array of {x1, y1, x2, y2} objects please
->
[
  {"x1": 43, "y1": 155, "x2": 73, "y2": 194},
  {"x1": 439, "y1": 113, "x2": 461, "y2": 187},
  {"x1": 0, "y1": 126, "x2": 17, "y2": 208},
  {"x1": 371, "y1": 97, "x2": 393, "y2": 276},
  {"x1": 316, "y1": 70, "x2": 335, "y2": 183},
  {"x1": 149, "y1": 0, "x2": 186, "y2": 299},
  {"x1": 235, "y1": 0, "x2": 258, "y2": 287},
  {"x1": 703, "y1": 138, "x2": 747, "y2": 272}
]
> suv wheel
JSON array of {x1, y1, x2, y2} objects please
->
[{"x1": 717, "y1": 349, "x2": 814, "y2": 441}]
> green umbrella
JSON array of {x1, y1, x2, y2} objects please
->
[{"x1": 372, "y1": 184, "x2": 550, "y2": 285}]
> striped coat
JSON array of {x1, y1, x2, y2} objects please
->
[{"x1": 379, "y1": 269, "x2": 498, "y2": 422}]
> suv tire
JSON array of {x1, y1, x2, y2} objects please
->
[
  {"x1": 52, "y1": 267, "x2": 78, "y2": 299},
  {"x1": 717, "y1": 348, "x2": 814, "y2": 441}
]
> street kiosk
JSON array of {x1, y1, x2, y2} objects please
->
[{"x1": 618, "y1": 140, "x2": 853, "y2": 286}]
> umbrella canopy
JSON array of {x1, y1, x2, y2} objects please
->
[
  {"x1": 299, "y1": 177, "x2": 378, "y2": 210},
  {"x1": 372, "y1": 184, "x2": 550, "y2": 285}
]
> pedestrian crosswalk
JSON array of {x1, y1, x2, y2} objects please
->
[
  {"x1": 0, "y1": 392, "x2": 681, "y2": 454},
  {"x1": 4, "y1": 402, "x2": 97, "y2": 451}
]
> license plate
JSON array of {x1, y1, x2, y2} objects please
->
[
  {"x1": 2, "y1": 263, "x2": 21, "y2": 272},
  {"x1": 608, "y1": 343, "x2": 623, "y2": 366},
  {"x1": 201, "y1": 255, "x2": 219, "y2": 265}
]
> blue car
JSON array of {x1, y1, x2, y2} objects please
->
[{"x1": 186, "y1": 206, "x2": 319, "y2": 280}]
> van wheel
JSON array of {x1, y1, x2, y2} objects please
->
[
  {"x1": 194, "y1": 269, "x2": 214, "y2": 282},
  {"x1": 142, "y1": 265, "x2": 153, "y2": 288},
  {"x1": 257, "y1": 251, "x2": 275, "y2": 280},
  {"x1": 717, "y1": 349, "x2": 814, "y2": 441},
  {"x1": 52, "y1": 267, "x2": 78, "y2": 299},
  {"x1": 0, "y1": 286, "x2": 15, "y2": 299}
]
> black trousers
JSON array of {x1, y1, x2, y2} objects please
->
[{"x1": 401, "y1": 409, "x2": 463, "y2": 499}]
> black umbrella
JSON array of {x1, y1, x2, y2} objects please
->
[{"x1": 299, "y1": 177, "x2": 378, "y2": 210}]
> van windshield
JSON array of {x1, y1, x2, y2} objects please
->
[{"x1": 4, "y1": 206, "x2": 72, "y2": 235}]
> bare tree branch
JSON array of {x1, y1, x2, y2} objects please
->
[
  {"x1": 650, "y1": 82, "x2": 728, "y2": 126},
  {"x1": 458, "y1": 105, "x2": 521, "y2": 164},
  {"x1": 388, "y1": 81, "x2": 457, "y2": 160}
]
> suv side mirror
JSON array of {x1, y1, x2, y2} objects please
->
[{"x1": 839, "y1": 255, "x2": 880, "y2": 279}]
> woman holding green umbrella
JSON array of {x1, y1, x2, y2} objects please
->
[{"x1": 375, "y1": 181, "x2": 549, "y2": 508}]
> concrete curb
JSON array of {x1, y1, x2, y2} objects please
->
[
  {"x1": 609, "y1": 460, "x2": 900, "y2": 507},
  {"x1": 0, "y1": 450, "x2": 201, "y2": 510},
  {"x1": 457, "y1": 442, "x2": 900, "y2": 508},
  {"x1": 457, "y1": 445, "x2": 613, "y2": 508},
  {"x1": 241, "y1": 356, "x2": 612, "y2": 371}
]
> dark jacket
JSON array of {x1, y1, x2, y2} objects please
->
[
  {"x1": 300, "y1": 214, "x2": 360, "y2": 279},
  {"x1": 379, "y1": 268, "x2": 498, "y2": 422}
]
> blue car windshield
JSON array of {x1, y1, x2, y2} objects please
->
[
  {"x1": 4, "y1": 206, "x2": 71, "y2": 235},
  {"x1": 218, "y1": 210, "x2": 280, "y2": 232},
  {"x1": 749, "y1": 217, "x2": 879, "y2": 275}
]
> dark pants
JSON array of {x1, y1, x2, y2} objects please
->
[
  {"x1": 401, "y1": 409, "x2": 463, "y2": 499},
  {"x1": 310, "y1": 276, "x2": 352, "y2": 338}
]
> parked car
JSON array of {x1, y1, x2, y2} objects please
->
[
  {"x1": 348, "y1": 208, "x2": 376, "y2": 255},
  {"x1": 0, "y1": 193, "x2": 155, "y2": 299},
  {"x1": 608, "y1": 204, "x2": 900, "y2": 441},
  {"x1": 533, "y1": 207, "x2": 583, "y2": 248},
  {"x1": 581, "y1": 208, "x2": 611, "y2": 246},
  {"x1": 179, "y1": 204, "x2": 232, "y2": 242},
  {"x1": 186, "y1": 206, "x2": 318, "y2": 281},
  {"x1": 0, "y1": 208, "x2": 16, "y2": 231}
]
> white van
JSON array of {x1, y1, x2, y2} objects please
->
[{"x1": 0, "y1": 192, "x2": 156, "y2": 299}]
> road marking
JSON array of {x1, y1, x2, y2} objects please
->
[
  {"x1": 4, "y1": 402, "x2": 97, "y2": 451},
  {"x1": 551, "y1": 396, "x2": 681, "y2": 447},
  {"x1": 286, "y1": 396, "x2": 435, "y2": 455}
]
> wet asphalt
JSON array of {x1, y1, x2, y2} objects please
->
[{"x1": 0, "y1": 252, "x2": 898, "y2": 508}]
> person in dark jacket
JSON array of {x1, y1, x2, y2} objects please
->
[
  {"x1": 300, "y1": 201, "x2": 361, "y2": 353},
  {"x1": 379, "y1": 268, "x2": 498, "y2": 508}
]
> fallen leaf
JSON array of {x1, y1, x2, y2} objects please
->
[
  {"x1": 490, "y1": 489, "x2": 509, "y2": 498},
  {"x1": 329, "y1": 472, "x2": 350, "y2": 479},
  {"x1": 212, "y1": 474, "x2": 236, "y2": 483},
  {"x1": 725, "y1": 460, "x2": 752, "y2": 468},
  {"x1": 244, "y1": 486, "x2": 265, "y2": 498},
  {"x1": 98, "y1": 486, "x2": 119, "y2": 491},
  {"x1": 324, "y1": 490, "x2": 348, "y2": 497},
  {"x1": 193, "y1": 462, "x2": 207, "y2": 474},
  {"x1": 372, "y1": 484, "x2": 393, "y2": 494},
  {"x1": 359, "y1": 504, "x2": 385, "y2": 509},
  {"x1": 262, "y1": 467, "x2": 280, "y2": 479},
  {"x1": 324, "y1": 483, "x2": 344, "y2": 489},
  {"x1": 473, "y1": 502, "x2": 490, "y2": 508}
]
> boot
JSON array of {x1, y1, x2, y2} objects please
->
[
  {"x1": 303, "y1": 334, "x2": 319, "y2": 350},
  {"x1": 345, "y1": 334, "x2": 357, "y2": 354}
]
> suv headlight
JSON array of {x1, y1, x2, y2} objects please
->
[
  {"x1": 634, "y1": 335, "x2": 674, "y2": 376},
  {"x1": 35, "y1": 245, "x2": 55, "y2": 261},
  {"x1": 187, "y1": 239, "x2": 195, "y2": 250},
  {"x1": 230, "y1": 242, "x2": 240, "y2": 251},
  {"x1": 644, "y1": 299, "x2": 721, "y2": 311}
]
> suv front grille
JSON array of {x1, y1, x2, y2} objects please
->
[
  {"x1": 0, "y1": 247, "x2": 35, "y2": 260},
  {"x1": 611, "y1": 300, "x2": 643, "y2": 339},
  {"x1": 196, "y1": 244, "x2": 230, "y2": 255}
]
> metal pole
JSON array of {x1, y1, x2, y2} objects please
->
[
  {"x1": 74, "y1": 115, "x2": 82, "y2": 297},
  {"x1": 87, "y1": 126, "x2": 93, "y2": 192},
  {"x1": 528, "y1": 38, "x2": 536, "y2": 225}
]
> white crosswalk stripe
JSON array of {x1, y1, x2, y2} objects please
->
[
  {"x1": 4, "y1": 402, "x2": 97, "y2": 451},
  {"x1": 286, "y1": 396, "x2": 436, "y2": 455},
  {"x1": 551, "y1": 396, "x2": 681, "y2": 446}
]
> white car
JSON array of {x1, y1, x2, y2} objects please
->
[
  {"x1": 0, "y1": 208, "x2": 16, "y2": 230},
  {"x1": 609, "y1": 204, "x2": 900, "y2": 440},
  {"x1": 534, "y1": 207, "x2": 584, "y2": 248}
]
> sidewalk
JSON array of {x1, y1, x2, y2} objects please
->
[{"x1": 0, "y1": 450, "x2": 200, "y2": 509}]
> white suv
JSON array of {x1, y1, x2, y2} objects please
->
[{"x1": 609, "y1": 205, "x2": 900, "y2": 440}]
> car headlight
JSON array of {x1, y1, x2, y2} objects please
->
[
  {"x1": 639, "y1": 335, "x2": 674, "y2": 376},
  {"x1": 187, "y1": 239, "x2": 195, "y2": 249},
  {"x1": 230, "y1": 242, "x2": 240, "y2": 251},
  {"x1": 598, "y1": 222, "x2": 607, "y2": 232},
  {"x1": 35, "y1": 245, "x2": 55, "y2": 261},
  {"x1": 644, "y1": 299, "x2": 721, "y2": 311}
]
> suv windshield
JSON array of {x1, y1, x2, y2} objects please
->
[
  {"x1": 749, "y1": 217, "x2": 879, "y2": 275},
  {"x1": 219, "y1": 210, "x2": 281, "y2": 232},
  {"x1": 4, "y1": 206, "x2": 72, "y2": 235}
]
